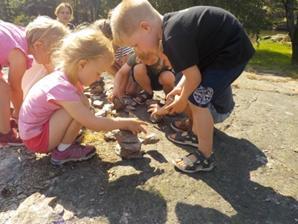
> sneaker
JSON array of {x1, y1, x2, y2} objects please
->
[
  {"x1": 51, "y1": 143, "x2": 96, "y2": 165},
  {"x1": 173, "y1": 151, "x2": 215, "y2": 173},
  {"x1": 166, "y1": 131, "x2": 198, "y2": 147},
  {"x1": 0, "y1": 129, "x2": 23, "y2": 147}
]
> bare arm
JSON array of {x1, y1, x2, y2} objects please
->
[
  {"x1": 180, "y1": 65, "x2": 201, "y2": 100},
  {"x1": 58, "y1": 100, "x2": 146, "y2": 134},
  {"x1": 165, "y1": 65, "x2": 201, "y2": 114}
]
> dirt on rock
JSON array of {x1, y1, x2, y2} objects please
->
[{"x1": 0, "y1": 72, "x2": 297, "y2": 224}]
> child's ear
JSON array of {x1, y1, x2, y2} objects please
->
[
  {"x1": 78, "y1": 59, "x2": 88, "y2": 69},
  {"x1": 140, "y1": 21, "x2": 151, "y2": 32}
]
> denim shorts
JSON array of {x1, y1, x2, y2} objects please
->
[
  {"x1": 188, "y1": 62, "x2": 247, "y2": 114},
  {"x1": 208, "y1": 103, "x2": 231, "y2": 124}
]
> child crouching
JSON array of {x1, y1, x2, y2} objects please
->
[{"x1": 19, "y1": 27, "x2": 146, "y2": 165}]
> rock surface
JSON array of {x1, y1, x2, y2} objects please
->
[{"x1": 0, "y1": 72, "x2": 297, "y2": 224}]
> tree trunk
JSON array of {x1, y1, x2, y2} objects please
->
[
  {"x1": 283, "y1": 0, "x2": 298, "y2": 64},
  {"x1": 292, "y1": 27, "x2": 298, "y2": 64}
]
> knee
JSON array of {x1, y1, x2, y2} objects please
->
[
  {"x1": 133, "y1": 64, "x2": 147, "y2": 80},
  {"x1": 159, "y1": 71, "x2": 175, "y2": 86}
]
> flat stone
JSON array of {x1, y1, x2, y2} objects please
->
[
  {"x1": 115, "y1": 130, "x2": 140, "y2": 144},
  {"x1": 92, "y1": 100, "x2": 104, "y2": 108},
  {"x1": 95, "y1": 110, "x2": 107, "y2": 117},
  {"x1": 141, "y1": 133, "x2": 160, "y2": 145}
]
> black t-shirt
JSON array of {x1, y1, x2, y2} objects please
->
[{"x1": 162, "y1": 6, "x2": 255, "y2": 73}]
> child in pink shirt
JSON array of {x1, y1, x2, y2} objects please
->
[
  {"x1": 0, "y1": 17, "x2": 68, "y2": 147},
  {"x1": 0, "y1": 20, "x2": 31, "y2": 146},
  {"x1": 19, "y1": 27, "x2": 147, "y2": 165}
]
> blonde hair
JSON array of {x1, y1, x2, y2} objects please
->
[
  {"x1": 26, "y1": 16, "x2": 69, "y2": 58},
  {"x1": 54, "y1": 28, "x2": 114, "y2": 84},
  {"x1": 110, "y1": 0, "x2": 160, "y2": 45},
  {"x1": 92, "y1": 19, "x2": 113, "y2": 40},
  {"x1": 55, "y1": 2, "x2": 74, "y2": 21}
]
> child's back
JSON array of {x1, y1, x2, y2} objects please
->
[{"x1": 162, "y1": 6, "x2": 254, "y2": 72}]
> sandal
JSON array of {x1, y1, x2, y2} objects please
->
[
  {"x1": 170, "y1": 119, "x2": 191, "y2": 132},
  {"x1": 166, "y1": 131, "x2": 198, "y2": 147},
  {"x1": 173, "y1": 152, "x2": 215, "y2": 173},
  {"x1": 133, "y1": 91, "x2": 153, "y2": 105}
]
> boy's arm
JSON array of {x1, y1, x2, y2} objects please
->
[
  {"x1": 180, "y1": 65, "x2": 201, "y2": 100},
  {"x1": 165, "y1": 65, "x2": 201, "y2": 114}
]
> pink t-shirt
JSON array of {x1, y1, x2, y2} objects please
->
[
  {"x1": 0, "y1": 20, "x2": 32, "y2": 78},
  {"x1": 19, "y1": 70, "x2": 81, "y2": 140}
]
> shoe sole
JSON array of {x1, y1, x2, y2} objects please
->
[
  {"x1": 166, "y1": 134, "x2": 198, "y2": 148},
  {"x1": 50, "y1": 150, "x2": 96, "y2": 166},
  {"x1": 172, "y1": 159, "x2": 215, "y2": 173},
  {"x1": 170, "y1": 122, "x2": 187, "y2": 133}
]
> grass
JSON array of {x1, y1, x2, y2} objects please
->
[{"x1": 249, "y1": 39, "x2": 298, "y2": 79}]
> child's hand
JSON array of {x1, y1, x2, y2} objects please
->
[
  {"x1": 165, "y1": 96, "x2": 187, "y2": 114},
  {"x1": 108, "y1": 88, "x2": 124, "y2": 103},
  {"x1": 166, "y1": 87, "x2": 182, "y2": 101},
  {"x1": 148, "y1": 104, "x2": 169, "y2": 116},
  {"x1": 119, "y1": 118, "x2": 147, "y2": 135}
]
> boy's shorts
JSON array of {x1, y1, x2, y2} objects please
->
[
  {"x1": 23, "y1": 121, "x2": 50, "y2": 154},
  {"x1": 188, "y1": 62, "x2": 247, "y2": 114},
  {"x1": 208, "y1": 103, "x2": 232, "y2": 123},
  {"x1": 130, "y1": 64, "x2": 173, "y2": 91}
]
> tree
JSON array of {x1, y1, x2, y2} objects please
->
[{"x1": 283, "y1": 0, "x2": 298, "y2": 64}]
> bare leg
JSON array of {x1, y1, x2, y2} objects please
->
[
  {"x1": 133, "y1": 64, "x2": 153, "y2": 95},
  {"x1": 8, "y1": 49, "x2": 27, "y2": 118},
  {"x1": 0, "y1": 79, "x2": 11, "y2": 134},
  {"x1": 125, "y1": 76, "x2": 141, "y2": 96},
  {"x1": 190, "y1": 102, "x2": 214, "y2": 157},
  {"x1": 48, "y1": 109, "x2": 82, "y2": 151},
  {"x1": 158, "y1": 71, "x2": 175, "y2": 95}
]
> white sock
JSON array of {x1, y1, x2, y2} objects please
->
[{"x1": 57, "y1": 143, "x2": 71, "y2": 152}]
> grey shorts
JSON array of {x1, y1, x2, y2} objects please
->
[{"x1": 208, "y1": 103, "x2": 232, "y2": 124}]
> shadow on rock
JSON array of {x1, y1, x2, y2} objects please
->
[
  {"x1": 44, "y1": 157, "x2": 167, "y2": 224},
  {"x1": 175, "y1": 129, "x2": 298, "y2": 224},
  {"x1": 0, "y1": 147, "x2": 167, "y2": 224}
]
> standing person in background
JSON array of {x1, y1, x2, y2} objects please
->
[{"x1": 55, "y1": 2, "x2": 75, "y2": 30}]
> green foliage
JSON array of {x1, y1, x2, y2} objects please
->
[{"x1": 249, "y1": 40, "x2": 298, "y2": 78}]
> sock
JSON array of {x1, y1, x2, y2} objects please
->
[{"x1": 57, "y1": 143, "x2": 71, "y2": 152}]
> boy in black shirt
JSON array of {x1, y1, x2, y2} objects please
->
[{"x1": 111, "y1": 0, "x2": 255, "y2": 173}]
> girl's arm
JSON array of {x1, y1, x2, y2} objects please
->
[{"x1": 58, "y1": 100, "x2": 146, "y2": 134}]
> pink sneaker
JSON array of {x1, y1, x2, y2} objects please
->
[
  {"x1": 51, "y1": 143, "x2": 96, "y2": 165},
  {"x1": 0, "y1": 129, "x2": 23, "y2": 147}
]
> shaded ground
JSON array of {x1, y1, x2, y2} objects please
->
[{"x1": 0, "y1": 72, "x2": 298, "y2": 224}]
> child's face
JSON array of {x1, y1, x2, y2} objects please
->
[
  {"x1": 78, "y1": 55, "x2": 113, "y2": 86},
  {"x1": 30, "y1": 41, "x2": 51, "y2": 65},
  {"x1": 57, "y1": 7, "x2": 72, "y2": 25},
  {"x1": 125, "y1": 22, "x2": 161, "y2": 65}
]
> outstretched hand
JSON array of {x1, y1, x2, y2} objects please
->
[
  {"x1": 165, "y1": 96, "x2": 188, "y2": 114},
  {"x1": 121, "y1": 118, "x2": 147, "y2": 135}
]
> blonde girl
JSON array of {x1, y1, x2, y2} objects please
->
[{"x1": 18, "y1": 28, "x2": 146, "y2": 165}]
